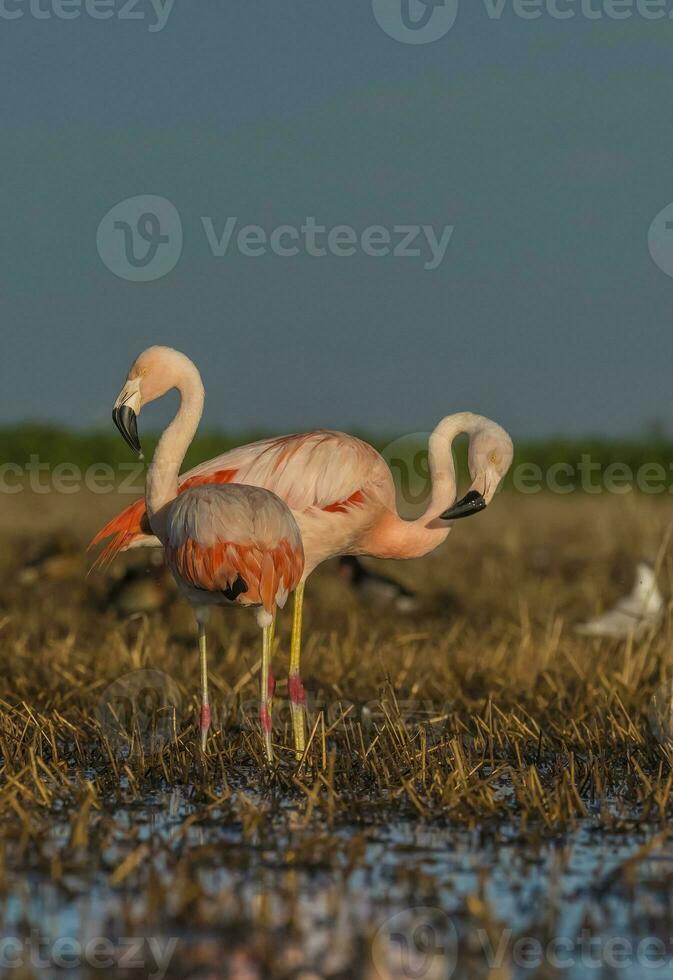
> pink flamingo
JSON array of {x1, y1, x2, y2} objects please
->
[
  {"x1": 110, "y1": 347, "x2": 304, "y2": 761},
  {"x1": 96, "y1": 346, "x2": 514, "y2": 757}
]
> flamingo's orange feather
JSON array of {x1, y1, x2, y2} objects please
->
[
  {"x1": 322, "y1": 489, "x2": 365, "y2": 514},
  {"x1": 166, "y1": 537, "x2": 303, "y2": 615}
]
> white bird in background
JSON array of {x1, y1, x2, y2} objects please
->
[{"x1": 576, "y1": 562, "x2": 664, "y2": 639}]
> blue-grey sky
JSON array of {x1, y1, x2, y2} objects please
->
[{"x1": 2, "y1": 1, "x2": 673, "y2": 438}]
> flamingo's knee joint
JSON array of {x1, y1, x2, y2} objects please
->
[
  {"x1": 288, "y1": 673, "x2": 306, "y2": 706},
  {"x1": 259, "y1": 704, "x2": 272, "y2": 733}
]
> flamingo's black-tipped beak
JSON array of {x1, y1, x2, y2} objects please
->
[
  {"x1": 440, "y1": 490, "x2": 487, "y2": 521},
  {"x1": 112, "y1": 404, "x2": 142, "y2": 456}
]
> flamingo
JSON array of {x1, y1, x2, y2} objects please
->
[
  {"x1": 95, "y1": 346, "x2": 514, "y2": 758},
  {"x1": 110, "y1": 347, "x2": 304, "y2": 761}
]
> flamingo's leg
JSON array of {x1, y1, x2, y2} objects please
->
[
  {"x1": 289, "y1": 581, "x2": 306, "y2": 759},
  {"x1": 260, "y1": 623, "x2": 274, "y2": 763},
  {"x1": 197, "y1": 611, "x2": 211, "y2": 753},
  {"x1": 268, "y1": 616, "x2": 276, "y2": 709}
]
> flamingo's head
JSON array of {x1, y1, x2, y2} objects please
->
[
  {"x1": 440, "y1": 419, "x2": 513, "y2": 520},
  {"x1": 112, "y1": 346, "x2": 199, "y2": 457}
]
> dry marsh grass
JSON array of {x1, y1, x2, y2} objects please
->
[{"x1": 2, "y1": 490, "x2": 673, "y2": 977}]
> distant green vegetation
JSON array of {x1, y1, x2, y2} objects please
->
[
  {"x1": 0, "y1": 424, "x2": 269, "y2": 472},
  {"x1": 2, "y1": 424, "x2": 673, "y2": 494}
]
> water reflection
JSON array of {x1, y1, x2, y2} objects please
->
[{"x1": 3, "y1": 790, "x2": 673, "y2": 979}]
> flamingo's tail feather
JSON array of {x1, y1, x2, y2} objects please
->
[{"x1": 88, "y1": 498, "x2": 150, "y2": 572}]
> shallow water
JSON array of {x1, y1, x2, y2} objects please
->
[{"x1": 4, "y1": 788, "x2": 673, "y2": 979}]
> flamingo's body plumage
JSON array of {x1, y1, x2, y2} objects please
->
[{"x1": 164, "y1": 484, "x2": 303, "y2": 619}]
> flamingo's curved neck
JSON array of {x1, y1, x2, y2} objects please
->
[
  {"x1": 364, "y1": 413, "x2": 480, "y2": 560},
  {"x1": 425, "y1": 412, "x2": 478, "y2": 520},
  {"x1": 146, "y1": 366, "x2": 205, "y2": 529}
]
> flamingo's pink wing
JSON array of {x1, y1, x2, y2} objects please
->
[{"x1": 184, "y1": 430, "x2": 386, "y2": 512}]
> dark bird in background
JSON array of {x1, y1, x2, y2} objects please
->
[
  {"x1": 338, "y1": 556, "x2": 419, "y2": 614},
  {"x1": 106, "y1": 551, "x2": 171, "y2": 617},
  {"x1": 17, "y1": 530, "x2": 81, "y2": 585}
]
